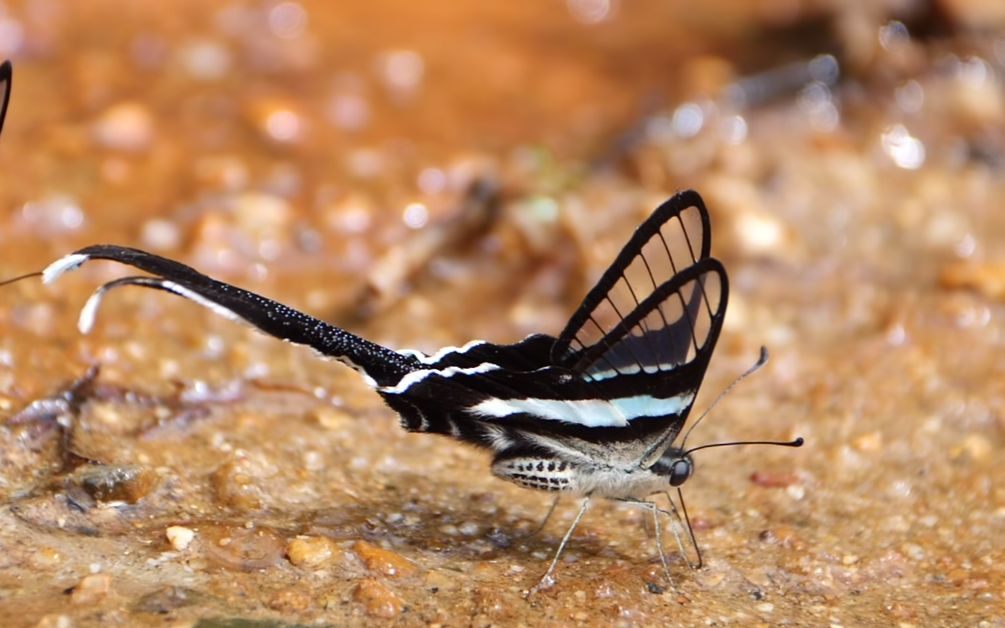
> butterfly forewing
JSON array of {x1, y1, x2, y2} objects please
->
[{"x1": 554, "y1": 190, "x2": 712, "y2": 373}]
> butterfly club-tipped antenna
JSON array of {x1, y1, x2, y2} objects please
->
[
  {"x1": 677, "y1": 344, "x2": 804, "y2": 455},
  {"x1": 679, "y1": 345, "x2": 770, "y2": 452}
]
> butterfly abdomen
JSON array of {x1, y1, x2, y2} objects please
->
[{"x1": 491, "y1": 455, "x2": 579, "y2": 492}]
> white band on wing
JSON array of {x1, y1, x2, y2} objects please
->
[
  {"x1": 379, "y1": 362, "x2": 500, "y2": 394},
  {"x1": 471, "y1": 391, "x2": 695, "y2": 428}
]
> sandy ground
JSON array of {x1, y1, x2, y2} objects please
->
[{"x1": 1, "y1": 1, "x2": 1003, "y2": 626}]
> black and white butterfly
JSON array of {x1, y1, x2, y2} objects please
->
[
  {"x1": 28, "y1": 191, "x2": 801, "y2": 591},
  {"x1": 2, "y1": 61, "x2": 801, "y2": 593}
]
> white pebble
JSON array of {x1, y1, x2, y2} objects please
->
[
  {"x1": 459, "y1": 521, "x2": 479, "y2": 536},
  {"x1": 786, "y1": 484, "x2": 806, "y2": 500},
  {"x1": 166, "y1": 526, "x2": 195, "y2": 551}
]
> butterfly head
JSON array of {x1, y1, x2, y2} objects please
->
[
  {"x1": 652, "y1": 435, "x2": 805, "y2": 488},
  {"x1": 652, "y1": 447, "x2": 694, "y2": 487}
]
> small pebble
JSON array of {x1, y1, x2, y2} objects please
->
[
  {"x1": 166, "y1": 526, "x2": 195, "y2": 551},
  {"x1": 74, "y1": 465, "x2": 159, "y2": 504},
  {"x1": 424, "y1": 569, "x2": 455, "y2": 592},
  {"x1": 902, "y1": 543, "x2": 925, "y2": 561},
  {"x1": 286, "y1": 536, "x2": 336, "y2": 568},
  {"x1": 952, "y1": 434, "x2": 992, "y2": 462},
  {"x1": 353, "y1": 578, "x2": 403, "y2": 619},
  {"x1": 888, "y1": 480, "x2": 913, "y2": 499},
  {"x1": 32, "y1": 547, "x2": 62, "y2": 568},
  {"x1": 458, "y1": 521, "x2": 479, "y2": 536},
  {"x1": 209, "y1": 456, "x2": 273, "y2": 511},
  {"x1": 786, "y1": 484, "x2": 807, "y2": 500},
  {"x1": 267, "y1": 588, "x2": 312, "y2": 613},
  {"x1": 352, "y1": 540, "x2": 417, "y2": 578},
  {"x1": 200, "y1": 526, "x2": 284, "y2": 571},
  {"x1": 34, "y1": 615, "x2": 72, "y2": 628},
  {"x1": 70, "y1": 573, "x2": 113, "y2": 605},
  {"x1": 940, "y1": 262, "x2": 1005, "y2": 300}
]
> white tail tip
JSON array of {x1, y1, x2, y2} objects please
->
[{"x1": 42, "y1": 253, "x2": 89, "y2": 284}]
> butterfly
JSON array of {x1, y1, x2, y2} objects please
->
[{"x1": 2, "y1": 60, "x2": 801, "y2": 593}]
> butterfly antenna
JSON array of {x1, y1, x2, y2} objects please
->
[
  {"x1": 684, "y1": 436, "x2": 804, "y2": 457},
  {"x1": 0, "y1": 271, "x2": 44, "y2": 287},
  {"x1": 679, "y1": 345, "x2": 769, "y2": 451}
]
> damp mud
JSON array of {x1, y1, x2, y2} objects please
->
[{"x1": 1, "y1": 2, "x2": 1004, "y2": 626}]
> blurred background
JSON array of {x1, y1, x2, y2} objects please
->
[{"x1": 0, "y1": 1, "x2": 1003, "y2": 625}]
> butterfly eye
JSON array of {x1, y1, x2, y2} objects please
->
[{"x1": 669, "y1": 458, "x2": 692, "y2": 487}]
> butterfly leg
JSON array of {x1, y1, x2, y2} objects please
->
[
  {"x1": 520, "y1": 495, "x2": 561, "y2": 539},
  {"x1": 620, "y1": 498, "x2": 676, "y2": 588},
  {"x1": 526, "y1": 496, "x2": 590, "y2": 597},
  {"x1": 648, "y1": 499, "x2": 675, "y2": 588}
]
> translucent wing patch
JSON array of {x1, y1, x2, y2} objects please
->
[
  {"x1": 0, "y1": 60, "x2": 11, "y2": 137},
  {"x1": 553, "y1": 190, "x2": 711, "y2": 371},
  {"x1": 574, "y1": 260, "x2": 726, "y2": 382}
]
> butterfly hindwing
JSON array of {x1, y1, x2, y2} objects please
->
[
  {"x1": 42, "y1": 245, "x2": 419, "y2": 387},
  {"x1": 574, "y1": 259, "x2": 726, "y2": 387}
]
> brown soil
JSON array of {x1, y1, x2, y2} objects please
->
[{"x1": 1, "y1": 1, "x2": 1003, "y2": 626}]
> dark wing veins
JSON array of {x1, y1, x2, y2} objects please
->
[{"x1": 552, "y1": 190, "x2": 711, "y2": 374}]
